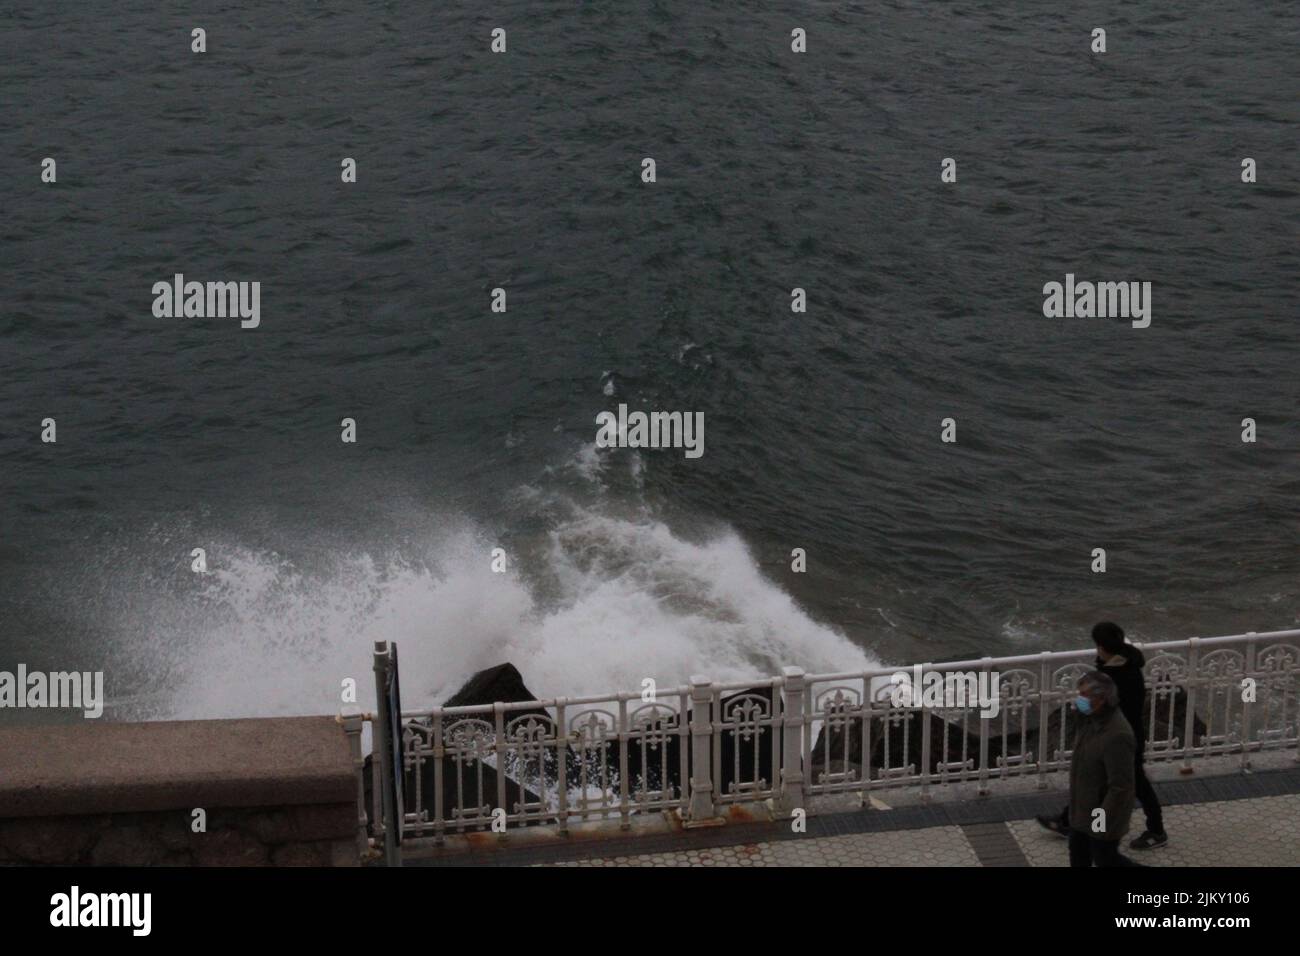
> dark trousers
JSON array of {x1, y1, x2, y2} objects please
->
[
  {"x1": 1069, "y1": 829, "x2": 1144, "y2": 867},
  {"x1": 1132, "y1": 754, "x2": 1163, "y2": 833},
  {"x1": 1058, "y1": 749, "x2": 1164, "y2": 835}
]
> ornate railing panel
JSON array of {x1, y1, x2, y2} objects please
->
[{"x1": 347, "y1": 628, "x2": 1300, "y2": 855}]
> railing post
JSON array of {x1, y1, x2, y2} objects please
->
[
  {"x1": 686, "y1": 675, "x2": 717, "y2": 823},
  {"x1": 977, "y1": 657, "x2": 992, "y2": 795},
  {"x1": 372, "y1": 641, "x2": 402, "y2": 866},
  {"x1": 494, "y1": 702, "x2": 508, "y2": 828},
  {"x1": 919, "y1": 664, "x2": 932, "y2": 801},
  {"x1": 778, "y1": 667, "x2": 806, "y2": 815},
  {"x1": 1036, "y1": 652, "x2": 1051, "y2": 789},
  {"x1": 339, "y1": 705, "x2": 369, "y2": 861},
  {"x1": 860, "y1": 676, "x2": 875, "y2": 805},
  {"x1": 617, "y1": 695, "x2": 631, "y2": 829},
  {"x1": 555, "y1": 698, "x2": 569, "y2": 834},
  {"x1": 431, "y1": 707, "x2": 445, "y2": 845},
  {"x1": 677, "y1": 685, "x2": 691, "y2": 815},
  {"x1": 1242, "y1": 633, "x2": 1257, "y2": 771},
  {"x1": 1181, "y1": 638, "x2": 1200, "y2": 774}
]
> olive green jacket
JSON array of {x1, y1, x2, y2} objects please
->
[{"x1": 1068, "y1": 704, "x2": 1136, "y2": 840}]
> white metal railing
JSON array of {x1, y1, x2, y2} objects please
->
[{"x1": 344, "y1": 628, "x2": 1300, "y2": 858}]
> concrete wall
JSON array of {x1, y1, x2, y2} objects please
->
[{"x1": 0, "y1": 716, "x2": 361, "y2": 866}]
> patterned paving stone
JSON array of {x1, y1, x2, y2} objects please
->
[
  {"x1": 535, "y1": 794, "x2": 1299, "y2": 867},
  {"x1": 1006, "y1": 794, "x2": 1300, "y2": 867},
  {"x1": 538, "y1": 825, "x2": 980, "y2": 867}
]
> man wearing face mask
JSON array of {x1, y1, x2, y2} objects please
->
[
  {"x1": 1063, "y1": 671, "x2": 1143, "y2": 867},
  {"x1": 1036, "y1": 622, "x2": 1167, "y2": 850}
]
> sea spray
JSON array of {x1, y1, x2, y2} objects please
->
[{"x1": 97, "y1": 505, "x2": 875, "y2": 721}]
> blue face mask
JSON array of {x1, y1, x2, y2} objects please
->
[{"x1": 1075, "y1": 695, "x2": 1093, "y2": 715}]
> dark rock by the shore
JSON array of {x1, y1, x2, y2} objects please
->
[
  {"x1": 364, "y1": 663, "x2": 546, "y2": 833},
  {"x1": 366, "y1": 666, "x2": 785, "y2": 826}
]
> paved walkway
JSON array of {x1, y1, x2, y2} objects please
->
[
  {"x1": 410, "y1": 761, "x2": 1300, "y2": 868},
  {"x1": 544, "y1": 792, "x2": 1300, "y2": 867}
]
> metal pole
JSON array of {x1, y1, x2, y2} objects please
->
[{"x1": 372, "y1": 641, "x2": 402, "y2": 866}]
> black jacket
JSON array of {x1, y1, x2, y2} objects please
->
[{"x1": 1098, "y1": 643, "x2": 1147, "y2": 752}]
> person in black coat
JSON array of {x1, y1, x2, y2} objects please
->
[
  {"x1": 1066, "y1": 671, "x2": 1141, "y2": 867},
  {"x1": 1037, "y1": 621, "x2": 1168, "y2": 850}
]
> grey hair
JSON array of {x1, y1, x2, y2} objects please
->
[{"x1": 1077, "y1": 670, "x2": 1119, "y2": 708}]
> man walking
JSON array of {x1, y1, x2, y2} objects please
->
[
  {"x1": 1037, "y1": 622, "x2": 1168, "y2": 850},
  {"x1": 1065, "y1": 671, "x2": 1142, "y2": 867}
]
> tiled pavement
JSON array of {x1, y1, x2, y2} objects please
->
[
  {"x1": 410, "y1": 763, "x2": 1300, "y2": 867},
  {"x1": 542, "y1": 793, "x2": 1300, "y2": 867},
  {"x1": 1008, "y1": 793, "x2": 1300, "y2": 867},
  {"x1": 545, "y1": 826, "x2": 981, "y2": 867}
]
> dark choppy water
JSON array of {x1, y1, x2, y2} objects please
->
[{"x1": 1, "y1": 1, "x2": 1297, "y2": 719}]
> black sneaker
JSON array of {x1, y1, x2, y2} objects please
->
[
  {"x1": 1130, "y1": 830, "x2": 1168, "y2": 851},
  {"x1": 1035, "y1": 814, "x2": 1069, "y2": 838}
]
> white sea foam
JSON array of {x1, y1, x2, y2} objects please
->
[
  {"x1": 106, "y1": 502, "x2": 874, "y2": 721},
  {"x1": 563, "y1": 441, "x2": 608, "y2": 487}
]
